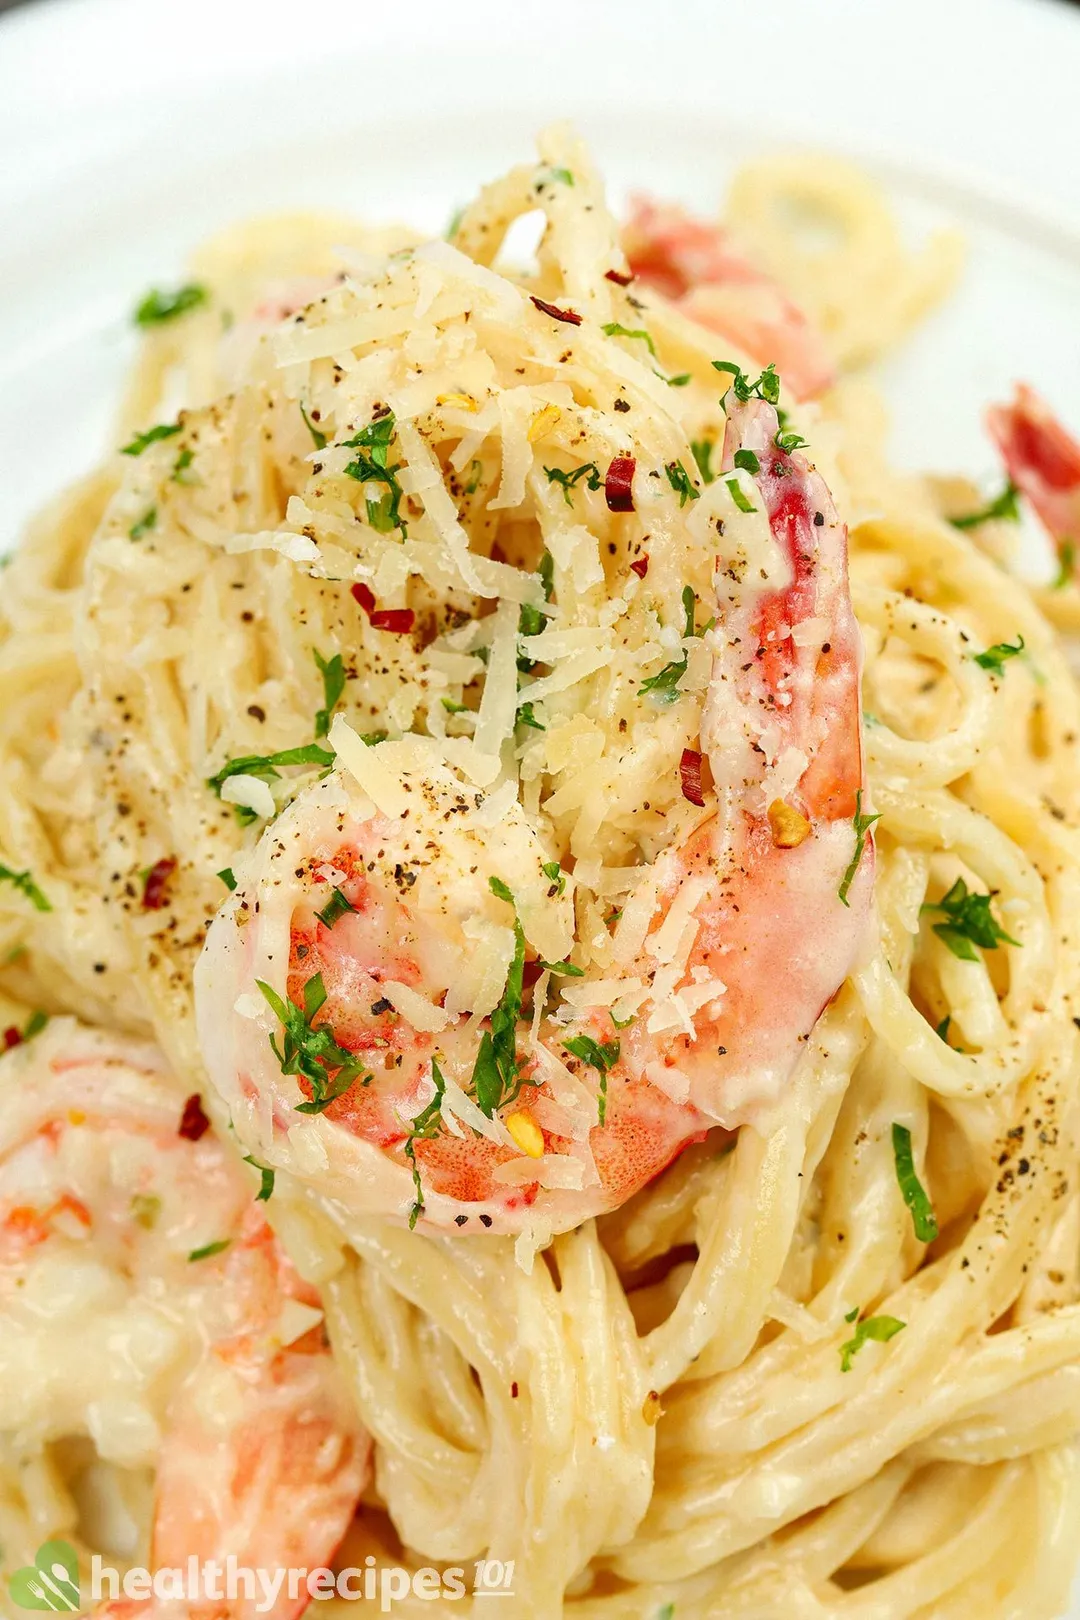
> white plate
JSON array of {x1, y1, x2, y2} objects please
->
[{"x1": 1, "y1": 0, "x2": 1078, "y2": 1607}]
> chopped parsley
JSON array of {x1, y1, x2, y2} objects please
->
[
  {"x1": 315, "y1": 886, "x2": 356, "y2": 929},
  {"x1": 21, "y1": 1010, "x2": 48, "y2": 1041},
  {"x1": 464, "y1": 458, "x2": 483, "y2": 495},
  {"x1": 725, "y1": 477, "x2": 757, "y2": 515},
  {"x1": 206, "y1": 742, "x2": 335, "y2": 800},
  {"x1": 134, "y1": 284, "x2": 208, "y2": 326},
  {"x1": 563, "y1": 1035, "x2": 620, "y2": 1126},
  {"x1": 313, "y1": 649, "x2": 346, "y2": 739},
  {"x1": 733, "y1": 448, "x2": 760, "y2": 475},
  {"x1": 300, "y1": 402, "x2": 327, "y2": 450},
  {"x1": 690, "y1": 439, "x2": 715, "y2": 485},
  {"x1": 129, "y1": 506, "x2": 157, "y2": 540},
  {"x1": 342, "y1": 413, "x2": 406, "y2": 534},
  {"x1": 545, "y1": 167, "x2": 574, "y2": 186},
  {"x1": 441, "y1": 697, "x2": 469, "y2": 714},
  {"x1": 540, "y1": 959, "x2": 584, "y2": 977},
  {"x1": 936, "y1": 1014, "x2": 952, "y2": 1044},
  {"x1": 682, "y1": 585, "x2": 699, "y2": 638},
  {"x1": 517, "y1": 701, "x2": 545, "y2": 731},
  {"x1": 665, "y1": 372, "x2": 692, "y2": 388},
  {"x1": 949, "y1": 480, "x2": 1021, "y2": 531},
  {"x1": 1054, "y1": 541, "x2": 1076, "y2": 589},
  {"x1": 542, "y1": 860, "x2": 566, "y2": 897},
  {"x1": 839, "y1": 1312, "x2": 906, "y2": 1372},
  {"x1": 217, "y1": 868, "x2": 237, "y2": 891},
  {"x1": 243, "y1": 1156, "x2": 276, "y2": 1201},
  {"x1": 120, "y1": 421, "x2": 181, "y2": 457},
  {"x1": 0, "y1": 864, "x2": 51, "y2": 913},
  {"x1": 921, "y1": 877, "x2": 1019, "y2": 961},
  {"x1": 256, "y1": 973, "x2": 369, "y2": 1114},
  {"x1": 404, "y1": 1057, "x2": 448, "y2": 1229},
  {"x1": 775, "y1": 427, "x2": 809, "y2": 454},
  {"x1": 891, "y1": 1123, "x2": 939, "y2": 1243},
  {"x1": 712, "y1": 360, "x2": 781, "y2": 406},
  {"x1": 471, "y1": 878, "x2": 527, "y2": 1117},
  {"x1": 601, "y1": 322, "x2": 656, "y2": 356},
  {"x1": 838, "y1": 791, "x2": 880, "y2": 908},
  {"x1": 171, "y1": 447, "x2": 197, "y2": 484},
  {"x1": 544, "y1": 462, "x2": 602, "y2": 506},
  {"x1": 665, "y1": 460, "x2": 699, "y2": 507},
  {"x1": 638, "y1": 652, "x2": 688, "y2": 703},
  {"x1": 973, "y1": 635, "x2": 1025, "y2": 675},
  {"x1": 188, "y1": 1239, "x2": 231, "y2": 1263}
]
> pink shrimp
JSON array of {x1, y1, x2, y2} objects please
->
[
  {"x1": 195, "y1": 395, "x2": 871, "y2": 1236},
  {"x1": 986, "y1": 383, "x2": 1080, "y2": 578},
  {"x1": 623, "y1": 198, "x2": 835, "y2": 401},
  {"x1": 0, "y1": 1021, "x2": 369, "y2": 1620}
]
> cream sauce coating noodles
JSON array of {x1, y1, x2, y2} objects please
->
[{"x1": 0, "y1": 126, "x2": 1078, "y2": 1618}]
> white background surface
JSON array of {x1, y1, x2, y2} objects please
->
[{"x1": 1, "y1": 0, "x2": 1079, "y2": 1606}]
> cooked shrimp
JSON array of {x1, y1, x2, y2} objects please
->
[
  {"x1": 987, "y1": 383, "x2": 1080, "y2": 578},
  {"x1": 196, "y1": 395, "x2": 871, "y2": 1236},
  {"x1": 623, "y1": 198, "x2": 836, "y2": 401},
  {"x1": 0, "y1": 1021, "x2": 369, "y2": 1620}
]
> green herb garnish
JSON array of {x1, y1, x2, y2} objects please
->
[
  {"x1": 891, "y1": 1123, "x2": 939, "y2": 1243},
  {"x1": 313, "y1": 649, "x2": 346, "y2": 739},
  {"x1": 243, "y1": 1156, "x2": 276, "y2": 1201},
  {"x1": 544, "y1": 463, "x2": 602, "y2": 506},
  {"x1": 403, "y1": 1058, "x2": 448, "y2": 1229},
  {"x1": 0, "y1": 864, "x2": 51, "y2": 913},
  {"x1": 690, "y1": 439, "x2": 715, "y2": 485},
  {"x1": 120, "y1": 421, "x2": 181, "y2": 457},
  {"x1": 517, "y1": 702, "x2": 545, "y2": 731},
  {"x1": 973, "y1": 636, "x2": 1025, "y2": 675},
  {"x1": 300, "y1": 402, "x2": 327, "y2": 450},
  {"x1": 665, "y1": 460, "x2": 699, "y2": 507},
  {"x1": 733, "y1": 448, "x2": 760, "y2": 475},
  {"x1": 725, "y1": 477, "x2": 757, "y2": 514},
  {"x1": 949, "y1": 481, "x2": 1020, "y2": 531},
  {"x1": 342, "y1": 413, "x2": 406, "y2": 534},
  {"x1": 712, "y1": 360, "x2": 781, "y2": 406},
  {"x1": 217, "y1": 867, "x2": 237, "y2": 891},
  {"x1": 189, "y1": 1239, "x2": 231, "y2": 1263},
  {"x1": 539, "y1": 959, "x2": 584, "y2": 977},
  {"x1": 171, "y1": 447, "x2": 197, "y2": 484},
  {"x1": 542, "y1": 860, "x2": 566, "y2": 897},
  {"x1": 135, "y1": 284, "x2": 208, "y2": 326},
  {"x1": 129, "y1": 506, "x2": 157, "y2": 540},
  {"x1": 563, "y1": 1035, "x2": 620, "y2": 1126},
  {"x1": 470, "y1": 878, "x2": 527, "y2": 1118},
  {"x1": 838, "y1": 791, "x2": 880, "y2": 908},
  {"x1": 256, "y1": 973, "x2": 369, "y2": 1114},
  {"x1": 206, "y1": 743, "x2": 335, "y2": 799},
  {"x1": 602, "y1": 322, "x2": 655, "y2": 356},
  {"x1": 638, "y1": 652, "x2": 688, "y2": 703},
  {"x1": 840, "y1": 1313, "x2": 906, "y2": 1372},
  {"x1": 315, "y1": 886, "x2": 356, "y2": 929},
  {"x1": 921, "y1": 877, "x2": 1019, "y2": 961},
  {"x1": 1054, "y1": 541, "x2": 1076, "y2": 590},
  {"x1": 775, "y1": 428, "x2": 809, "y2": 454}
]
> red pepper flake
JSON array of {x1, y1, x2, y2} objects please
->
[
  {"x1": 606, "y1": 456, "x2": 636, "y2": 513},
  {"x1": 529, "y1": 295, "x2": 582, "y2": 326},
  {"x1": 351, "y1": 582, "x2": 376, "y2": 614},
  {"x1": 605, "y1": 268, "x2": 634, "y2": 287},
  {"x1": 680, "y1": 748, "x2": 705, "y2": 807},
  {"x1": 178, "y1": 1093, "x2": 211, "y2": 1141},
  {"x1": 369, "y1": 608, "x2": 415, "y2": 634},
  {"x1": 3, "y1": 1026, "x2": 21, "y2": 1050},
  {"x1": 141, "y1": 857, "x2": 177, "y2": 911},
  {"x1": 629, "y1": 556, "x2": 649, "y2": 579}
]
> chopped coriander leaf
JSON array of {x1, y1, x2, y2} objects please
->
[
  {"x1": 601, "y1": 322, "x2": 656, "y2": 356},
  {"x1": 120, "y1": 421, "x2": 181, "y2": 457},
  {"x1": 891, "y1": 1123, "x2": 939, "y2": 1243},
  {"x1": 342, "y1": 413, "x2": 406, "y2": 533},
  {"x1": 949, "y1": 480, "x2": 1021, "y2": 531},
  {"x1": 665, "y1": 460, "x2": 699, "y2": 507},
  {"x1": 775, "y1": 428, "x2": 809, "y2": 453},
  {"x1": 733, "y1": 448, "x2": 760, "y2": 475},
  {"x1": 690, "y1": 439, "x2": 715, "y2": 485},
  {"x1": 404, "y1": 1057, "x2": 448, "y2": 1229},
  {"x1": 300, "y1": 402, "x2": 327, "y2": 450},
  {"x1": 921, "y1": 877, "x2": 1019, "y2": 961},
  {"x1": 838, "y1": 791, "x2": 881, "y2": 908},
  {"x1": 189, "y1": 1239, "x2": 231, "y2": 1263},
  {"x1": 610, "y1": 1009, "x2": 635, "y2": 1030},
  {"x1": 256, "y1": 973, "x2": 370, "y2": 1113},
  {"x1": 518, "y1": 598, "x2": 546, "y2": 640},
  {"x1": 544, "y1": 462, "x2": 601, "y2": 506},
  {"x1": 1054, "y1": 541, "x2": 1076, "y2": 589},
  {"x1": 441, "y1": 697, "x2": 469, "y2": 714},
  {"x1": 563, "y1": 1035, "x2": 620, "y2": 1125},
  {"x1": 840, "y1": 1313, "x2": 906, "y2": 1372},
  {"x1": 470, "y1": 882, "x2": 527, "y2": 1117},
  {"x1": 313, "y1": 649, "x2": 346, "y2": 738},
  {"x1": 663, "y1": 371, "x2": 692, "y2": 387},
  {"x1": 542, "y1": 860, "x2": 566, "y2": 897},
  {"x1": 315, "y1": 886, "x2": 356, "y2": 929},
  {"x1": 217, "y1": 868, "x2": 237, "y2": 891},
  {"x1": 973, "y1": 635, "x2": 1025, "y2": 675},
  {"x1": 0, "y1": 864, "x2": 51, "y2": 913},
  {"x1": 517, "y1": 701, "x2": 545, "y2": 730},
  {"x1": 243, "y1": 1155, "x2": 276, "y2": 1201},
  {"x1": 725, "y1": 477, "x2": 756, "y2": 515},
  {"x1": 540, "y1": 959, "x2": 584, "y2": 977},
  {"x1": 638, "y1": 652, "x2": 688, "y2": 703},
  {"x1": 712, "y1": 360, "x2": 780, "y2": 406},
  {"x1": 206, "y1": 743, "x2": 335, "y2": 798},
  {"x1": 171, "y1": 447, "x2": 197, "y2": 484},
  {"x1": 134, "y1": 283, "x2": 208, "y2": 326},
  {"x1": 129, "y1": 506, "x2": 157, "y2": 540},
  {"x1": 682, "y1": 585, "x2": 698, "y2": 637}
]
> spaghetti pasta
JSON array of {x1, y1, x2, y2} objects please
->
[{"x1": 0, "y1": 127, "x2": 1077, "y2": 1618}]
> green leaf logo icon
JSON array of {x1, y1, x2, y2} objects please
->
[{"x1": 7, "y1": 1541, "x2": 81, "y2": 1611}]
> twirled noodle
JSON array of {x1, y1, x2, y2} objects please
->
[{"x1": 0, "y1": 126, "x2": 1077, "y2": 1618}]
